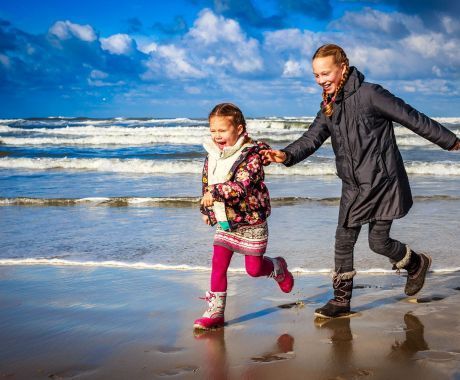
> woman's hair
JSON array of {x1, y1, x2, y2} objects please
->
[
  {"x1": 312, "y1": 44, "x2": 350, "y2": 117},
  {"x1": 208, "y1": 103, "x2": 246, "y2": 132}
]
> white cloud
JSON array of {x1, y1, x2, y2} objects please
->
[
  {"x1": 90, "y1": 70, "x2": 108, "y2": 79},
  {"x1": 0, "y1": 54, "x2": 11, "y2": 68},
  {"x1": 49, "y1": 20, "x2": 96, "y2": 42},
  {"x1": 441, "y1": 16, "x2": 460, "y2": 34},
  {"x1": 100, "y1": 34, "x2": 134, "y2": 55},
  {"x1": 188, "y1": 9, "x2": 242, "y2": 44},
  {"x1": 142, "y1": 44, "x2": 204, "y2": 80},
  {"x1": 187, "y1": 9, "x2": 263, "y2": 73},
  {"x1": 396, "y1": 79, "x2": 453, "y2": 95},
  {"x1": 330, "y1": 8, "x2": 423, "y2": 36},
  {"x1": 264, "y1": 29, "x2": 318, "y2": 56},
  {"x1": 282, "y1": 60, "x2": 303, "y2": 78},
  {"x1": 137, "y1": 42, "x2": 158, "y2": 54}
]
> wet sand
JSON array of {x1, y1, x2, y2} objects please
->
[{"x1": 1, "y1": 265, "x2": 460, "y2": 379}]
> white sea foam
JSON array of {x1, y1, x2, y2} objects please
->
[
  {"x1": 1, "y1": 157, "x2": 459, "y2": 176},
  {"x1": 2, "y1": 128, "x2": 451, "y2": 147},
  {"x1": 0, "y1": 258, "x2": 458, "y2": 274}
]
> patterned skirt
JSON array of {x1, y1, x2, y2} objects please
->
[{"x1": 214, "y1": 221, "x2": 268, "y2": 256}]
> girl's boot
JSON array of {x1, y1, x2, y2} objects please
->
[
  {"x1": 267, "y1": 257, "x2": 294, "y2": 293},
  {"x1": 194, "y1": 291, "x2": 226, "y2": 330},
  {"x1": 314, "y1": 270, "x2": 356, "y2": 319},
  {"x1": 392, "y1": 246, "x2": 431, "y2": 296}
]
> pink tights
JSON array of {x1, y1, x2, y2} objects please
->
[{"x1": 211, "y1": 245, "x2": 274, "y2": 292}]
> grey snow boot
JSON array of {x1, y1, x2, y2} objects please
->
[
  {"x1": 392, "y1": 246, "x2": 432, "y2": 296},
  {"x1": 314, "y1": 270, "x2": 356, "y2": 319}
]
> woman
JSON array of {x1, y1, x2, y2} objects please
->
[{"x1": 261, "y1": 44, "x2": 460, "y2": 319}]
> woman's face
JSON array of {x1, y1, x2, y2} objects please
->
[
  {"x1": 312, "y1": 55, "x2": 346, "y2": 95},
  {"x1": 209, "y1": 116, "x2": 243, "y2": 150}
]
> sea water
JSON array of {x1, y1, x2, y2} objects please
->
[{"x1": 0, "y1": 117, "x2": 459, "y2": 273}]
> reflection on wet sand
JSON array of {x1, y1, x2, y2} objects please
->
[
  {"x1": 388, "y1": 313, "x2": 429, "y2": 361},
  {"x1": 193, "y1": 328, "x2": 229, "y2": 380},
  {"x1": 193, "y1": 329, "x2": 295, "y2": 378}
]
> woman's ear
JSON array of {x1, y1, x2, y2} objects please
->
[
  {"x1": 341, "y1": 62, "x2": 347, "y2": 77},
  {"x1": 237, "y1": 124, "x2": 244, "y2": 136}
]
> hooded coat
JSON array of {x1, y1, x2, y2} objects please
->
[{"x1": 282, "y1": 67, "x2": 458, "y2": 227}]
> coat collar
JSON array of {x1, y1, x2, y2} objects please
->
[
  {"x1": 203, "y1": 135, "x2": 254, "y2": 160},
  {"x1": 334, "y1": 66, "x2": 365, "y2": 103}
]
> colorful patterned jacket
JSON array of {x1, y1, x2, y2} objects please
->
[{"x1": 201, "y1": 139, "x2": 271, "y2": 229}]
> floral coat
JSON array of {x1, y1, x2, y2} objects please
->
[{"x1": 201, "y1": 140, "x2": 271, "y2": 229}]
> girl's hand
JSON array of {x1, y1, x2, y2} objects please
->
[
  {"x1": 201, "y1": 214, "x2": 210, "y2": 225},
  {"x1": 449, "y1": 139, "x2": 460, "y2": 151},
  {"x1": 259, "y1": 149, "x2": 287, "y2": 164},
  {"x1": 201, "y1": 191, "x2": 214, "y2": 207}
]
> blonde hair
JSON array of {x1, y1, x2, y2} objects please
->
[
  {"x1": 312, "y1": 44, "x2": 350, "y2": 117},
  {"x1": 208, "y1": 103, "x2": 246, "y2": 133}
]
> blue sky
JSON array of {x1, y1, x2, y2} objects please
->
[{"x1": 1, "y1": 0, "x2": 459, "y2": 117}]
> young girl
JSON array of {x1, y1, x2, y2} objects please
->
[
  {"x1": 194, "y1": 103, "x2": 294, "y2": 330},
  {"x1": 262, "y1": 44, "x2": 460, "y2": 319}
]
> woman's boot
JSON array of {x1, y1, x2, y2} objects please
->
[
  {"x1": 314, "y1": 270, "x2": 356, "y2": 319},
  {"x1": 392, "y1": 246, "x2": 432, "y2": 296},
  {"x1": 194, "y1": 291, "x2": 226, "y2": 330}
]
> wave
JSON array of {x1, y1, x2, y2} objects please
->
[
  {"x1": 1, "y1": 157, "x2": 459, "y2": 176},
  {"x1": 0, "y1": 257, "x2": 458, "y2": 274},
  {"x1": 1, "y1": 124, "x2": 457, "y2": 148},
  {"x1": 1, "y1": 195, "x2": 458, "y2": 207}
]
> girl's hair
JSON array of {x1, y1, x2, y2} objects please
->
[
  {"x1": 312, "y1": 44, "x2": 350, "y2": 117},
  {"x1": 208, "y1": 103, "x2": 246, "y2": 132}
]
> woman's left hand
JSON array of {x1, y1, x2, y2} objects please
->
[
  {"x1": 449, "y1": 139, "x2": 460, "y2": 151},
  {"x1": 201, "y1": 191, "x2": 214, "y2": 207}
]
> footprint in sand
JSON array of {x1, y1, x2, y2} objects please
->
[
  {"x1": 251, "y1": 334, "x2": 295, "y2": 363},
  {"x1": 407, "y1": 295, "x2": 445, "y2": 304},
  {"x1": 47, "y1": 368, "x2": 97, "y2": 379},
  {"x1": 353, "y1": 284, "x2": 382, "y2": 289},
  {"x1": 157, "y1": 365, "x2": 199, "y2": 377},
  {"x1": 155, "y1": 346, "x2": 185, "y2": 354},
  {"x1": 278, "y1": 301, "x2": 309, "y2": 309}
]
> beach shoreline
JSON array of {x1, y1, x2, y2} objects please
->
[{"x1": 1, "y1": 265, "x2": 460, "y2": 379}]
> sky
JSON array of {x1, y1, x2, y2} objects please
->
[{"x1": 0, "y1": 0, "x2": 459, "y2": 118}]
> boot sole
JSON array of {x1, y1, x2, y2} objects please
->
[
  {"x1": 314, "y1": 310, "x2": 360, "y2": 319},
  {"x1": 193, "y1": 324, "x2": 224, "y2": 330},
  {"x1": 406, "y1": 254, "x2": 432, "y2": 297},
  {"x1": 314, "y1": 311, "x2": 349, "y2": 319}
]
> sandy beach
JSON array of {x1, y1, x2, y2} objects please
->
[{"x1": 1, "y1": 265, "x2": 460, "y2": 380}]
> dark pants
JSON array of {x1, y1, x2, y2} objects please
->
[{"x1": 335, "y1": 220, "x2": 406, "y2": 272}]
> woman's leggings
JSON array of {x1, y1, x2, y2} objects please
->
[
  {"x1": 211, "y1": 245, "x2": 274, "y2": 292},
  {"x1": 335, "y1": 220, "x2": 407, "y2": 273}
]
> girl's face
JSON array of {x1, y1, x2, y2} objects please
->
[
  {"x1": 209, "y1": 116, "x2": 244, "y2": 150},
  {"x1": 312, "y1": 55, "x2": 346, "y2": 95}
]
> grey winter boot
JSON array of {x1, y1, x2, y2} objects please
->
[
  {"x1": 392, "y1": 246, "x2": 432, "y2": 296},
  {"x1": 314, "y1": 270, "x2": 356, "y2": 319}
]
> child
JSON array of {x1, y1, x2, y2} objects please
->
[
  {"x1": 262, "y1": 44, "x2": 460, "y2": 319},
  {"x1": 194, "y1": 103, "x2": 294, "y2": 330}
]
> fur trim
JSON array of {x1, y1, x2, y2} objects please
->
[
  {"x1": 393, "y1": 245, "x2": 411, "y2": 269},
  {"x1": 332, "y1": 269, "x2": 356, "y2": 280}
]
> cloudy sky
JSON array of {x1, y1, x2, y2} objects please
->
[{"x1": 1, "y1": 0, "x2": 459, "y2": 117}]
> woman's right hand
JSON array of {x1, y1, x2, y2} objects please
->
[{"x1": 259, "y1": 149, "x2": 287, "y2": 164}]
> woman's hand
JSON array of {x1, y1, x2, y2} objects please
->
[
  {"x1": 259, "y1": 149, "x2": 287, "y2": 165},
  {"x1": 201, "y1": 214, "x2": 210, "y2": 225},
  {"x1": 201, "y1": 191, "x2": 214, "y2": 207},
  {"x1": 449, "y1": 139, "x2": 460, "y2": 151}
]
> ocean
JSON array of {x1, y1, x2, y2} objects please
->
[{"x1": 1, "y1": 117, "x2": 459, "y2": 274}]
